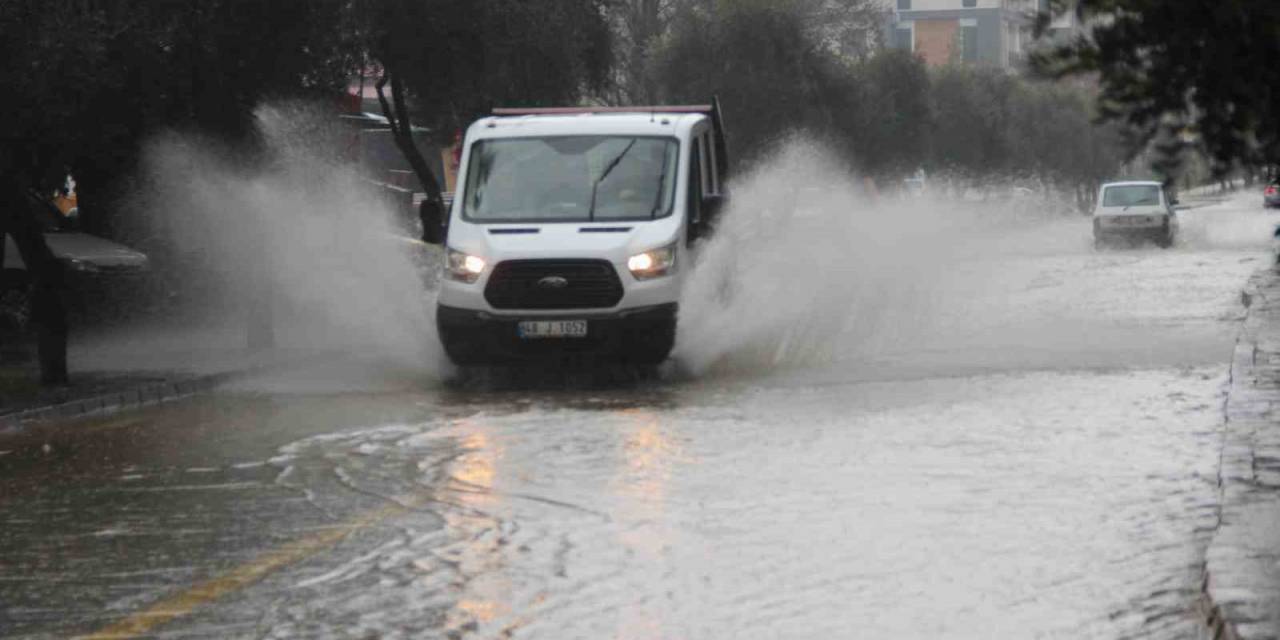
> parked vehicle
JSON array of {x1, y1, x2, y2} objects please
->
[
  {"x1": 1092, "y1": 180, "x2": 1178, "y2": 249},
  {"x1": 429, "y1": 102, "x2": 729, "y2": 365},
  {"x1": 2, "y1": 192, "x2": 148, "y2": 280},
  {"x1": 1264, "y1": 181, "x2": 1280, "y2": 208}
]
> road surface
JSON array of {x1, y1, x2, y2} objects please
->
[{"x1": 2, "y1": 193, "x2": 1276, "y2": 639}]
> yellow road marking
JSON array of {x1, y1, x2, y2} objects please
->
[{"x1": 79, "y1": 499, "x2": 417, "y2": 639}]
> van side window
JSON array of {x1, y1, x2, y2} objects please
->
[
  {"x1": 698, "y1": 134, "x2": 711, "y2": 197},
  {"x1": 688, "y1": 141, "x2": 703, "y2": 226},
  {"x1": 705, "y1": 131, "x2": 720, "y2": 195}
]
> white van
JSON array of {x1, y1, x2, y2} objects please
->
[
  {"x1": 1092, "y1": 180, "x2": 1177, "y2": 248},
  {"x1": 426, "y1": 103, "x2": 728, "y2": 365}
]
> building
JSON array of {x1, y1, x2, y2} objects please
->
[{"x1": 887, "y1": 0, "x2": 1076, "y2": 69}]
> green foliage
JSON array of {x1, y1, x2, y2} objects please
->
[
  {"x1": 653, "y1": 0, "x2": 842, "y2": 165},
  {"x1": 930, "y1": 67, "x2": 1016, "y2": 180},
  {"x1": 0, "y1": 0, "x2": 612, "y2": 226},
  {"x1": 0, "y1": 0, "x2": 353, "y2": 229},
  {"x1": 646, "y1": 0, "x2": 1126, "y2": 210},
  {"x1": 927, "y1": 66, "x2": 1124, "y2": 201},
  {"x1": 846, "y1": 50, "x2": 933, "y2": 178},
  {"x1": 1034, "y1": 0, "x2": 1280, "y2": 171},
  {"x1": 360, "y1": 0, "x2": 614, "y2": 141}
]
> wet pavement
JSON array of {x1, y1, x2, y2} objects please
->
[{"x1": 2, "y1": 195, "x2": 1278, "y2": 639}]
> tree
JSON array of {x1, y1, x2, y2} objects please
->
[
  {"x1": 356, "y1": 0, "x2": 614, "y2": 231},
  {"x1": 1006, "y1": 81, "x2": 1125, "y2": 211},
  {"x1": 803, "y1": 0, "x2": 891, "y2": 62},
  {"x1": 1035, "y1": 0, "x2": 1280, "y2": 172},
  {"x1": 0, "y1": 0, "x2": 352, "y2": 383},
  {"x1": 609, "y1": 0, "x2": 679, "y2": 104},
  {"x1": 928, "y1": 66, "x2": 1015, "y2": 186},
  {"x1": 836, "y1": 50, "x2": 932, "y2": 180},
  {"x1": 653, "y1": 0, "x2": 855, "y2": 166}
]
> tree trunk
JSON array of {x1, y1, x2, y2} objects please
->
[
  {"x1": 0, "y1": 180, "x2": 69, "y2": 386},
  {"x1": 374, "y1": 70, "x2": 446, "y2": 242}
]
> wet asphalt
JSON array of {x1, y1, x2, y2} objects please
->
[{"x1": 2, "y1": 199, "x2": 1278, "y2": 639}]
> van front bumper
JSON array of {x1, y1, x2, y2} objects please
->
[{"x1": 436, "y1": 303, "x2": 678, "y2": 365}]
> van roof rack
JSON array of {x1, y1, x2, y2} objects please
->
[{"x1": 491, "y1": 105, "x2": 713, "y2": 116}]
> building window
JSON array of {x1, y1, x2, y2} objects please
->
[
  {"x1": 898, "y1": 0, "x2": 910, "y2": 10},
  {"x1": 961, "y1": 23, "x2": 978, "y2": 62},
  {"x1": 962, "y1": 0, "x2": 977, "y2": 7},
  {"x1": 893, "y1": 22, "x2": 914, "y2": 51}
]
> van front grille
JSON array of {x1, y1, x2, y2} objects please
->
[{"x1": 484, "y1": 259, "x2": 624, "y2": 310}]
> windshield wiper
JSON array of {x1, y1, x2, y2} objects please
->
[{"x1": 588, "y1": 140, "x2": 637, "y2": 221}]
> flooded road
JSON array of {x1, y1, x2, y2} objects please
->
[{"x1": 2, "y1": 195, "x2": 1277, "y2": 638}]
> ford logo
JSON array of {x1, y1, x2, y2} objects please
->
[{"x1": 537, "y1": 276, "x2": 569, "y2": 289}]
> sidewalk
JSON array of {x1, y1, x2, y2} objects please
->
[
  {"x1": 1208, "y1": 265, "x2": 1280, "y2": 639},
  {"x1": 0, "y1": 324, "x2": 310, "y2": 433}
]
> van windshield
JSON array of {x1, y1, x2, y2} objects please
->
[
  {"x1": 463, "y1": 136, "x2": 679, "y2": 222},
  {"x1": 1103, "y1": 184, "x2": 1161, "y2": 207}
]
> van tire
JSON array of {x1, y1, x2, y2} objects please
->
[{"x1": 623, "y1": 322, "x2": 676, "y2": 365}]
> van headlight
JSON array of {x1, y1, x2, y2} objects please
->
[
  {"x1": 446, "y1": 248, "x2": 486, "y2": 283},
  {"x1": 627, "y1": 242, "x2": 676, "y2": 280}
]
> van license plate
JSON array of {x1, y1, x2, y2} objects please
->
[{"x1": 518, "y1": 320, "x2": 588, "y2": 339}]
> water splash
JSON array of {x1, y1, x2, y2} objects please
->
[
  {"x1": 676, "y1": 138, "x2": 1000, "y2": 375},
  {"x1": 135, "y1": 102, "x2": 446, "y2": 378}
]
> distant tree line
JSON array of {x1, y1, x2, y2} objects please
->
[{"x1": 637, "y1": 0, "x2": 1127, "y2": 210}]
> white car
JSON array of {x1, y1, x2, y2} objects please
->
[
  {"x1": 1092, "y1": 180, "x2": 1177, "y2": 248},
  {"x1": 429, "y1": 103, "x2": 729, "y2": 365}
]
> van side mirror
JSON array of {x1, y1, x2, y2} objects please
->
[
  {"x1": 419, "y1": 198, "x2": 447, "y2": 245},
  {"x1": 689, "y1": 193, "x2": 727, "y2": 243},
  {"x1": 702, "y1": 193, "x2": 727, "y2": 223}
]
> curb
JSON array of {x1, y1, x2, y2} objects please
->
[
  {"x1": 0, "y1": 352, "x2": 331, "y2": 435},
  {"x1": 0, "y1": 370, "x2": 237, "y2": 434},
  {"x1": 1202, "y1": 268, "x2": 1280, "y2": 640},
  {"x1": 1199, "y1": 571, "x2": 1243, "y2": 640}
]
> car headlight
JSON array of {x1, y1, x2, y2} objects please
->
[
  {"x1": 445, "y1": 248, "x2": 486, "y2": 283},
  {"x1": 627, "y1": 242, "x2": 676, "y2": 280}
]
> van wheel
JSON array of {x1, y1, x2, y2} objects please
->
[
  {"x1": 438, "y1": 328, "x2": 490, "y2": 366},
  {"x1": 624, "y1": 323, "x2": 676, "y2": 365}
]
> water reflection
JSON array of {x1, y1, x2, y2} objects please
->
[
  {"x1": 619, "y1": 409, "x2": 680, "y2": 505},
  {"x1": 448, "y1": 427, "x2": 498, "y2": 505},
  {"x1": 438, "y1": 417, "x2": 517, "y2": 636},
  {"x1": 614, "y1": 409, "x2": 687, "y2": 639}
]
